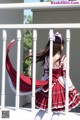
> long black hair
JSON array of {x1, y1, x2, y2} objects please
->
[{"x1": 25, "y1": 35, "x2": 65, "y2": 66}]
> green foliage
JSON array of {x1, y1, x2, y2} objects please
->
[
  {"x1": 23, "y1": 29, "x2": 32, "y2": 49},
  {"x1": 23, "y1": 57, "x2": 31, "y2": 76},
  {"x1": 24, "y1": 15, "x2": 32, "y2": 24},
  {"x1": 24, "y1": 15, "x2": 32, "y2": 49},
  {"x1": 23, "y1": 15, "x2": 32, "y2": 76}
]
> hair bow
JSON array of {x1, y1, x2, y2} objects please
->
[
  {"x1": 54, "y1": 32, "x2": 62, "y2": 41},
  {"x1": 49, "y1": 32, "x2": 63, "y2": 42}
]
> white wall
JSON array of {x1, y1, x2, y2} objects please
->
[
  {"x1": 33, "y1": 8, "x2": 80, "y2": 100},
  {"x1": 0, "y1": 0, "x2": 26, "y2": 107}
]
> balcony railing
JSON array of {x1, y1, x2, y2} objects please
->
[{"x1": 0, "y1": 2, "x2": 80, "y2": 120}]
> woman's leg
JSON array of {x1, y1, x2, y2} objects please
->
[
  {"x1": 34, "y1": 110, "x2": 45, "y2": 120},
  {"x1": 51, "y1": 112, "x2": 60, "y2": 120}
]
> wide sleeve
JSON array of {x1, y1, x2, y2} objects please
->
[{"x1": 61, "y1": 56, "x2": 74, "y2": 88}]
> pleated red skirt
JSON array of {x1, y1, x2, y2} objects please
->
[{"x1": 36, "y1": 79, "x2": 80, "y2": 111}]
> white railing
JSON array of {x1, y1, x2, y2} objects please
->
[
  {"x1": 0, "y1": 2, "x2": 80, "y2": 9},
  {"x1": 65, "y1": 29, "x2": 70, "y2": 114},
  {"x1": 0, "y1": 24, "x2": 72, "y2": 114},
  {"x1": 1, "y1": 30, "x2": 7, "y2": 109},
  {"x1": 0, "y1": 2, "x2": 79, "y2": 116},
  {"x1": 32, "y1": 29, "x2": 37, "y2": 111},
  {"x1": 0, "y1": 23, "x2": 80, "y2": 29},
  {"x1": 15, "y1": 30, "x2": 22, "y2": 110},
  {"x1": 48, "y1": 29, "x2": 54, "y2": 113}
]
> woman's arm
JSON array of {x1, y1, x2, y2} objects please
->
[
  {"x1": 62, "y1": 56, "x2": 73, "y2": 87},
  {"x1": 61, "y1": 56, "x2": 67, "y2": 77}
]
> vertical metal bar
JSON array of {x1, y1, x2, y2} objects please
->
[
  {"x1": 48, "y1": 29, "x2": 54, "y2": 113},
  {"x1": 1, "y1": 30, "x2": 7, "y2": 109},
  {"x1": 15, "y1": 30, "x2": 21, "y2": 110},
  {"x1": 65, "y1": 29, "x2": 70, "y2": 115},
  {"x1": 32, "y1": 29, "x2": 37, "y2": 112}
]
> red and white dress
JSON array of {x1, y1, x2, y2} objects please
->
[
  {"x1": 35, "y1": 56, "x2": 80, "y2": 111},
  {"x1": 6, "y1": 40, "x2": 80, "y2": 112}
]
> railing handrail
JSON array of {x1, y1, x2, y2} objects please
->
[
  {"x1": 0, "y1": 23, "x2": 80, "y2": 29},
  {"x1": 0, "y1": 2, "x2": 80, "y2": 10}
]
